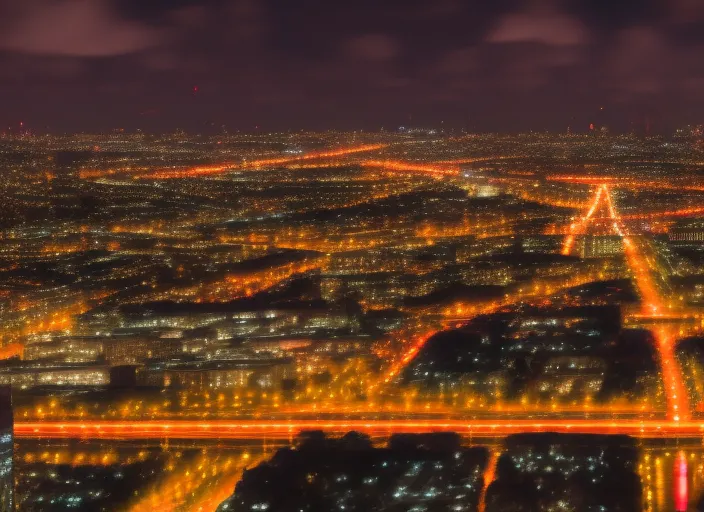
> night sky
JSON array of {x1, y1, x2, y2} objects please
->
[{"x1": 1, "y1": 0, "x2": 703, "y2": 133}]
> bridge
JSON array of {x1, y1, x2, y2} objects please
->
[{"x1": 14, "y1": 418, "x2": 704, "y2": 440}]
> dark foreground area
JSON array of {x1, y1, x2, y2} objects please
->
[{"x1": 217, "y1": 432, "x2": 644, "y2": 512}]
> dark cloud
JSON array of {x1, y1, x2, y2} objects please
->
[
  {"x1": 346, "y1": 34, "x2": 400, "y2": 62},
  {"x1": 0, "y1": 0, "x2": 702, "y2": 133},
  {"x1": 607, "y1": 27, "x2": 668, "y2": 96},
  {"x1": 569, "y1": 0, "x2": 666, "y2": 31},
  {"x1": 0, "y1": 0, "x2": 164, "y2": 57},
  {"x1": 487, "y1": 3, "x2": 589, "y2": 46},
  {"x1": 115, "y1": 0, "x2": 210, "y2": 23},
  {"x1": 671, "y1": 0, "x2": 704, "y2": 22}
]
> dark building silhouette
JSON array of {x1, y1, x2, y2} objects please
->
[
  {"x1": 485, "y1": 433, "x2": 642, "y2": 512},
  {"x1": 219, "y1": 431, "x2": 488, "y2": 512}
]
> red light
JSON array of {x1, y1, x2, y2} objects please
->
[{"x1": 676, "y1": 451, "x2": 688, "y2": 511}]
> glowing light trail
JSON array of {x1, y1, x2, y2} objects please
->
[
  {"x1": 434, "y1": 156, "x2": 520, "y2": 165},
  {"x1": 676, "y1": 451, "x2": 688, "y2": 511},
  {"x1": 127, "y1": 451, "x2": 268, "y2": 512},
  {"x1": 561, "y1": 185, "x2": 606, "y2": 255},
  {"x1": 479, "y1": 449, "x2": 499, "y2": 512},
  {"x1": 83, "y1": 144, "x2": 388, "y2": 180},
  {"x1": 547, "y1": 175, "x2": 704, "y2": 193},
  {"x1": 600, "y1": 185, "x2": 690, "y2": 421},
  {"x1": 17, "y1": 419, "x2": 704, "y2": 439},
  {"x1": 652, "y1": 326, "x2": 691, "y2": 422},
  {"x1": 556, "y1": 184, "x2": 690, "y2": 421},
  {"x1": 244, "y1": 144, "x2": 388, "y2": 169},
  {"x1": 379, "y1": 330, "x2": 440, "y2": 385},
  {"x1": 616, "y1": 206, "x2": 704, "y2": 221},
  {"x1": 361, "y1": 160, "x2": 459, "y2": 176}
]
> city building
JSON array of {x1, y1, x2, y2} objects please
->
[
  {"x1": 579, "y1": 235, "x2": 624, "y2": 258},
  {"x1": 0, "y1": 387, "x2": 12, "y2": 512},
  {"x1": 0, "y1": 363, "x2": 110, "y2": 389}
]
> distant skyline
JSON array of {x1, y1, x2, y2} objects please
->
[{"x1": 1, "y1": 0, "x2": 704, "y2": 134}]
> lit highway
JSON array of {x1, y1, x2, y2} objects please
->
[
  {"x1": 653, "y1": 326, "x2": 692, "y2": 421},
  {"x1": 561, "y1": 184, "x2": 606, "y2": 255},
  {"x1": 478, "y1": 450, "x2": 498, "y2": 512},
  {"x1": 16, "y1": 419, "x2": 704, "y2": 439},
  {"x1": 81, "y1": 143, "x2": 389, "y2": 179},
  {"x1": 361, "y1": 159, "x2": 459, "y2": 176},
  {"x1": 126, "y1": 450, "x2": 269, "y2": 512},
  {"x1": 561, "y1": 184, "x2": 692, "y2": 422}
]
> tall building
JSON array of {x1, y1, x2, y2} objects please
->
[
  {"x1": 0, "y1": 386, "x2": 13, "y2": 512},
  {"x1": 669, "y1": 221, "x2": 704, "y2": 244},
  {"x1": 579, "y1": 235, "x2": 623, "y2": 258}
]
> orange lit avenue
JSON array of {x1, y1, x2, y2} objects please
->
[{"x1": 5, "y1": 129, "x2": 704, "y2": 510}]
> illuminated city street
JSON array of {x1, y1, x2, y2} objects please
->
[{"x1": 5, "y1": 131, "x2": 704, "y2": 509}]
